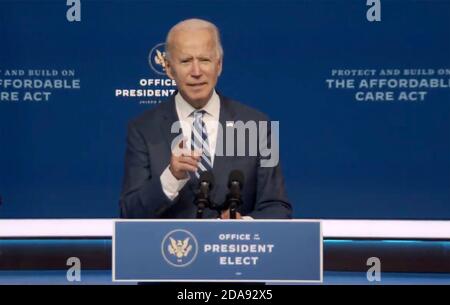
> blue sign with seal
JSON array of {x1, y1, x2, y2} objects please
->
[{"x1": 113, "y1": 220, "x2": 322, "y2": 282}]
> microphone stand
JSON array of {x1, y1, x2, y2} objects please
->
[
  {"x1": 225, "y1": 181, "x2": 242, "y2": 219},
  {"x1": 195, "y1": 182, "x2": 208, "y2": 219}
]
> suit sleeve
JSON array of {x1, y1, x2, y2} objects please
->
[
  {"x1": 119, "y1": 122, "x2": 177, "y2": 218},
  {"x1": 247, "y1": 116, "x2": 293, "y2": 219}
]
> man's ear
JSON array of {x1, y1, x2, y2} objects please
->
[
  {"x1": 217, "y1": 57, "x2": 223, "y2": 77},
  {"x1": 165, "y1": 60, "x2": 174, "y2": 79}
]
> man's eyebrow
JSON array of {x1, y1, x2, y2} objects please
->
[{"x1": 179, "y1": 56, "x2": 193, "y2": 61}]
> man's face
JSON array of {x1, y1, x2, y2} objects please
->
[{"x1": 166, "y1": 28, "x2": 222, "y2": 108}]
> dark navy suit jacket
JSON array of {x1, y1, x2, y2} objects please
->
[{"x1": 119, "y1": 94, "x2": 292, "y2": 219}]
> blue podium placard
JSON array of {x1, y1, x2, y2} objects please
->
[{"x1": 113, "y1": 220, "x2": 322, "y2": 283}]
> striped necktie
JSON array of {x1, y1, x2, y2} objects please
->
[{"x1": 191, "y1": 109, "x2": 213, "y2": 178}]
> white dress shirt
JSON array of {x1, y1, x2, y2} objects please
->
[{"x1": 160, "y1": 90, "x2": 220, "y2": 200}]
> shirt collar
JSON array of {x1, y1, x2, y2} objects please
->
[{"x1": 175, "y1": 90, "x2": 220, "y2": 120}]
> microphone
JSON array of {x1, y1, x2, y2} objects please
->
[
  {"x1": 225, "y1": 170, "x2": 244, "y2": 219},
  {"x1": 194, "y1": 171, "x2": 215, "y2": 219}
]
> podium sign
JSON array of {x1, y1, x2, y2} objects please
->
[{"x1": 113, "y1": 220, "x2": 322, "y2": 283}]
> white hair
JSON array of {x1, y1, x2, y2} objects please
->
[{"x1": 165, "y1": 18, "x2": 224, "y2": 61}]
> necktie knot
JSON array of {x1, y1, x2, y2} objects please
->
[{"x1": 192, "y1": 109, "x2": 206, "y2": 120}]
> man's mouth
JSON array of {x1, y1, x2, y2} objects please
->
[{"x1": 188, "y1": 82, "x2": 207, "y2": 87}]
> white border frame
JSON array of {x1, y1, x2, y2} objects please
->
[
  {"x1": 111, "y1": 219, "x2": 323, "y2": 283},
  {"x1": 1, "y1": 219, "x2": 449, "y2": 239},
  {"x1": 0, "y1": 219, "x2": 113, "y2": 237}
]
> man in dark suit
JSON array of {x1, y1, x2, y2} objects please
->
[{"x1": 120, "y1": 19, "x2": 292, "y2": 219}]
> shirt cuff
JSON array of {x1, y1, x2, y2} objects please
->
[{"x1": 160, "y1": 165, "x2": 190, "y2": 201}]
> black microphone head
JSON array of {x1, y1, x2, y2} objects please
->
[
  {"x1": 199, "y1": 170, "x2": 214, "y2": 189},
  {"x1": 228, "y1": 170, "x2": 244, "y2": 189}
]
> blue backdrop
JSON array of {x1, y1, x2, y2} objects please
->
[{"x1": 0, "y1": 0, "x2": 449, "y2": 219}]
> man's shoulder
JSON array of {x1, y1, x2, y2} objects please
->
[
  {"x1": 221, "y1": 96, "x2": 269, "y2": 121},
  {"x1": 128, "y1": 100, "x2": 173, "y2": 129}
]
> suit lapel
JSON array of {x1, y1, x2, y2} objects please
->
[
  {"x1": 160, "y1": 95, "x2": 181, "y2": 153},
  {"x1": 210, "y1": 95, "x2": 237, "y2": 207}
]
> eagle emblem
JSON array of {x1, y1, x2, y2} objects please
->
[
  {"x1": 168, "y1": 237, "x2": 192, "y2": 261},
  {"x1": 154, "y1": 49, "x2": 167, "y2": 71},
  {"x1": 162, "y1": 229, "x2": 198, "y2": 267}
]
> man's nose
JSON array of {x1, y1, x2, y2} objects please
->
[{"x1": 190, "y1": 60, "x2": 202, "y2": 77}]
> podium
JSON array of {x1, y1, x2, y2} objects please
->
[{"x1": 113, "y1": 220, "x2": 322, "y2": 283}]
